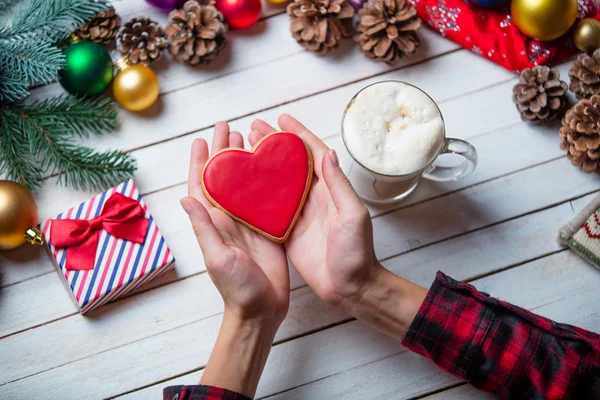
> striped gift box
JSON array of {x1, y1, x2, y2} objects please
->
[{"x1": 42, "y1": 179, "x2": 175, "y2": 314}]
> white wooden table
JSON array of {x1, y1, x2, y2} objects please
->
[{"x1": 1, "y1": 1, "x2": 600, "y2": 398}]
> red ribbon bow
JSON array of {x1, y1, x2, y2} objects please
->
[{"x1": 50, "y1": 193, "x2": 149, "y2": 271}]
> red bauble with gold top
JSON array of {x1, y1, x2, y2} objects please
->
[{"x1": 215, "y1": 0, "x2": 262, "y2": 30}]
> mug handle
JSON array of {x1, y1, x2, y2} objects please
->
[{"x1": 422, "y1": 138, "x2": 478, "y2": 182}]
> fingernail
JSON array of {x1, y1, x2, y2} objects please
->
[
  {"x1": 180, "y1": 197, "x2": 191, "y2": 214},
  {"x1": 329, "y1": 149, "x2": 339, "y2": 167}
]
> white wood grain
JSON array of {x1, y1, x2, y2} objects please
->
[
  {"x1": 421, "y1": 384, "x2": 497, "y2": 400},
  {"x1": 1, "y1": 47, "x2": 500, "y2": 289},
  {"x1": 0, "y1": 192, "x2": 593, "y2": 390},
  {"x1": 1, "y1": 151, "x2": 593, "y2": 340},
  {"x1": 371, "y1": 157, "x2": 599, "y2": 261},
  {"x1": 29, "y1": 28, "x2": 459, "y2": 156},
  {"x1": 28, "y1": 1, "x2": 295, "y2": 102},
  {"x1": 260, "y1": 251, "x2": 600, "y2": 400},
  {"x1": 0, "y1": 98, "x2": 570, "y2": 291},
  {"x1": 0, "y1": 52, "x2": 561, "y2": 289},
  {"x1": 114, "y1": 251, "x2": 600, "y2": 400},
  {"x1": 2, "y1": 11, "x2": 598, "y2": 399}
]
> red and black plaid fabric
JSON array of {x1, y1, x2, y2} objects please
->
[
  {"x1": 163, "y1": 385, "x2": 251, "y2": 400},
  {"x1": 402, "y1": 272, "x2": 600, "y2": 399}
]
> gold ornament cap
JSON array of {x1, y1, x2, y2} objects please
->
[
  {"x1": 0, "y1": 180, "x2": 40, "y2": 250},
  {"x1": 25, "y1": 227, "x2": 45, "y2": 246}
]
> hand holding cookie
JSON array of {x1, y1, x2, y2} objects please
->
[
  {"x1": 249, "y1": 115, "x2": 385, "y2": 312},
  {"x1": 181, "y1": 122, "x2": 290, "y2": 328}
]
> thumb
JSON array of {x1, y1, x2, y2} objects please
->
[
  {"x1": 180, "y1": 196, "x2": 225, "y2": 255},
  {"x1": 322, "y1": 149, "x2": 364, "y2": 211}
]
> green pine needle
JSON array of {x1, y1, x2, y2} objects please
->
[
  {"x1": 35, "y1": 132, "x2": 138, "y2": 191},
  {"x1": 1, "y1": 97, "x2": 136, "y2": 192},
  {"x1": 0, "y1": 0, "x2": 111, "y2": 41},
  {"x1": 0, "y1": 38, "x2": 64, "y2": 101},
  {"x1": 0, "y1": 108, "x2": 44, "y2": 188},
  {"x1": 24, "y1": 95, "x2": 118, "y2": 137},
  {"x1": 0, "y1": 68, "x2": 30, "y2": 101},
  {"x1": 0, "y1": 0, "x2": 21, "y2": 13}
]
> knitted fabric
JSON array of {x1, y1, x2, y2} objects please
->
[{"x1": 558, "y1": 193, "x2": 600, "y2": 270}]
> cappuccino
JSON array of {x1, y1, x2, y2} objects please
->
[{"x1": 343, "y1": 81, "x2": 445, "y2": 176}]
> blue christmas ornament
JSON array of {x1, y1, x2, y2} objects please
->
[{"x1": 463, "y1": 0, "x2": 510, "y2": 9}]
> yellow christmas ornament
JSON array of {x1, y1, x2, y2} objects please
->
[
  {"x1": 265, "y1": 0, "x2": 289, "y2": 5},
  {"x1": 0, "y1": 180, "x2": 44, "y2": 250},
  {"x1": 573, "y1": 18, "x2": 600, "y2": 53},
  {"x1": 113, "y1": 61, "x2": 160, "y2": 112},
  {"x1": 511, "y1": 0, "x2": 578, "y2": 42}
]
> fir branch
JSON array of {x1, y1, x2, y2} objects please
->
[
  {"x1": 21, "y1": 95, "x2": 118, "y2": 137},
  {"x1": 0, "y1": 67, "x2": 29, "y2": 101},
  {"x1": 0, "y1": 0, "x2": 21, "y2": 13},
  {"x1": 2, "y1": 97, "x2": 136, "y2": 192},
  {"x1": 38, "y1": 133, "x2": 137, "y2": 191},
  {"x1": 0, "y1": 38, "x2": 64, "y2": 100},
  {"x1": 20, "y1": 111, "x2": 136, "y2": 191},
  {"x1": 0, "y1": 0, "x2": 111, "y2": 42},
  {"x1": 0, "y1": 107, "x2": 44, "y2": 189}
]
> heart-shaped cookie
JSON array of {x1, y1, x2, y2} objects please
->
[{"x1": 202, "y1": 132, "x2": 313, "y2": 243}]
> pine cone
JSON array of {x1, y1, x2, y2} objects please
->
[
  {"x1": 560, "y1": 95, "x2": 600, "y2": 173},
  {"x1": 165, "y1": 0, "x2": 228, "y2": 65},
  {"x1": 569, "y1": 50, "x2": 600, "y2": 100},
  {"x1": 287, "y1": 0, "x2": 355, "y2": 54},
  {"x1": 75, "y1": 7, "x2": 121, "y2": 45},
  {"x1": 512, "y1": 65, "x2": 569, "y2": 123},
  {"x1": 356, "y1": 0, "x2": 421, "y2": 63},
  {"x1": 117, "y1": 18, "x2": 167, "y2": 66}
]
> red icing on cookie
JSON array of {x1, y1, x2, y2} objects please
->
[{"x1": 202, "y1": 132, "x2": 312, "y2": 242}]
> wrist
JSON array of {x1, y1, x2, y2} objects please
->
[
  {"x1": 221, "y1": 310, "x2": 279, "y2": 343},
  {"x1": 343, "y1": 267, "x2": 428, "y2": 341},
  {"x1": 200, "y1": 312, "x2": 277, "y2": 398},
  {"x1": 336, "y1": 260, "x2": 386, "y2": 313}
]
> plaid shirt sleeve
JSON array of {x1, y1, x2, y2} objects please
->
[
  {"x1": 163, "y1": 385, "x2": 252, "y2": 400},
  {"x1": 402, "y1": 271, "x2": 600, "y2": 399}
]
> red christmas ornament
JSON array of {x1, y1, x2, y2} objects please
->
[{"x1": 215, "y1": 0, "x2": 262, "y2": 30}]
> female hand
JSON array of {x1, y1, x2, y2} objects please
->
[
  {"x1": 182, "y1": 122, "x2": 290, "y2": 327},
  {"x1": 249, "y1": 115, "x2": 427, "y2": 342},
  {"x1": 248, "y1": 115, "x2": 381, "y2": 310},
  {"x1": 181, "y1": 122, "x2": 290, "y2": 397}
]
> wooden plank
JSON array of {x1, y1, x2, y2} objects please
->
[
  {"x1": 1, "y1": 47, "x2": 504, "y2": 288},
  {"x1": 259, "y1": 251, "x2": 600, "y2": 400},
  {"x1": 1, "y1": 147, "x2": 591, "y2": 340},
  {"x1": 0, "y1": 192, "x2": 593, "y2": 390},
  {"x1": 103, "y1": 48, "x2": 513, "y2": 185},
  {"x1": 0, "y1": 275, "x2": 346, "y2": 384},
  {"x1": 0, "y1": 95, "x2": 568, "y2": 290},
  {"x1": 0, "y1": 47, "x2": 544, "y2": 289},
  {"x1": 421, "y1": 384, "x2": 496, "y2": 400},
  {"x1": 29, "y1": 29, "x2": 459, "y2": 155},
  {"x1": 0, "y1": 47, "x2": 569, "y2": 289},
  {"x1": 28, "y1": 1, "x2": 293, "y2": 101},
  {"x1": 113, "y1": 250, "x2": 600, "y2": 400},
  {"x1": 371, "y1": 157, "x2": 600, "y2": 261}
]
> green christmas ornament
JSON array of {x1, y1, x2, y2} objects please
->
[{"x1": 59, "y1": 41, "x2": 114, "y2": 96}]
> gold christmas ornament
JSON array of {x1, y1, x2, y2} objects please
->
[
  {"x1": 113, "y1": 62, "x2": 160, "y2": 111},
  {"x1": 511, "y1": 0, "x2": 578, "y2": 41},
  {"x1": 266, "y1": 0, "x2": 289, "y2": 4},
  {"x1": 0, "y1": 180, "x2": 43, "y2": 250},
  {"x1": 573, "y1": 18, "x2": 600, "y2": 54}
]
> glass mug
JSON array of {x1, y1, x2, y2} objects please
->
[{"x1": 341, "y1": 81, "x2": 478, "y2": 204}]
